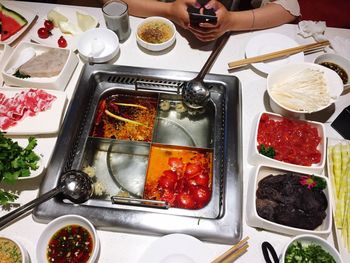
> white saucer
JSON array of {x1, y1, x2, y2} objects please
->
[
  {"x1": 139, "y1": 234, "x2": 214, "y2": 263},
  {"x1": 245, "y1": 32, "x2": 304, "y2": 74}
]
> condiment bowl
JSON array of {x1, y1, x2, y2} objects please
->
[
  {"x1": 314, "y1": 53, "x2": 350, "y2": 86},
  {"x1": 37, "y1": 214, "x2": 100, "y2": 263},
  {"x1": 281, "y1": 234, "x2": 343, "y2": 263},
  {"x1": 267, "y1": 62, "x2": 343, "y2": 118},
  {"x1": 0, "y1": 235, "x2": 30, "y2": 263},
  {"x1": 249, "y1": 112, "x2": 326, "y2": 174},
  {"x1": 77, "y1": 28, "x2": 119, "y2": 63},
  {"x1": 246, "y1": 165, "x2": 332, "y2": 237},
  {"x1": 136, "y1": 16, "x2": 176, "y2": 52}
]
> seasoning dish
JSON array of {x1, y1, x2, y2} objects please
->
[
  {"x1": 314, "y1": 53, "x2": 350, "y2": 86},
  {"x1": 2, "y1": 42, "x2": 78, "y2": 91},
  {"x1": 136, "y1": 16, "x2": 176, "y2": 52},
  {"x1": 77, "y1": 28, "x2": 119, "y2": 63},
  {"x1": 249, "y1": 112, "x2": 326, "y2": 174},
  {"x1": 281, "y1": 234, "x2": 343, "y2": 263},
  {"x1": 266, "y1": 62, "x2": 343, "y2": 118},
  {"x1": 0, "y1": 235, "x2": 30, "y2": 263},
  {"x1": 246, "y1": 165, "x2": 332, "y2": 237},
  {"x1": 36, "y1": 214, "x2": 100, "y2": 263}
]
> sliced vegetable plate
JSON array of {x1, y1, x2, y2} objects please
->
[
  {"x1": 0, "y1": 2, "x2": 37, "y2": 45},
  {"x1": 30, "y1": 7, "x2": 99, "y2": 50},
  {"x1": 327, "y1": 137, "x2": 350, "y2": 259},
  {"x1": 0, "y1": 87, "x2": 67, "y2": 135}
]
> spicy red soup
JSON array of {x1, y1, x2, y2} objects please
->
[{"x1": 47, "y1": 224, "x2": 93, "y2": 263}]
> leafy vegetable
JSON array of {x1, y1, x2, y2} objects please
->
[
  {"x1": 13, "y1": 69, "x2": 30, "y2": 79},
  {"x1": 0, "y1": 131, "x2": 39, "y2": 205},
  {"x1": 259, "y1": 144, "x2": 275, "y2": 158},
  {"x1": 285, "y1": 241, "x2": 336, "y2": 263}
]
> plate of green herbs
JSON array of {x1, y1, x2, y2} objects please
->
[{"x1": 0, "y1": 132, "x2": 44, "y2": 205}]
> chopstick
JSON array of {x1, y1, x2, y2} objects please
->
[
  {"x1": 228, "y1": 40, "x2": 330, "y2": 70},
  {"x1": 211, "y1": 236, "x2": 249, "y2": 263}
]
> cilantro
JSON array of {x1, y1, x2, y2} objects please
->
[
  {"x1": 0, "y1": 132, "x2": 39, "y2": 205},
  {"x1": 259, "y1": 144, "x2": 275, "y2": 158},
  {"x1": 285, "y1": 241, "x2": 336, "y2": 263},
  {"x1": 13, "y1": 69, "x2": 31, "y2": 79}
]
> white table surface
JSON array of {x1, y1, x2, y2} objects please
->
[{"x1": 1, "y1": 1, "x2": 350, "y2": 262}]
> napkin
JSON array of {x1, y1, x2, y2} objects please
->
[
  {"x1": 298, "y1": 20, "x2": 350, "y2": 60},
  {"x1": 297, "y1": 20, "x2": 327, "y2": 41}
]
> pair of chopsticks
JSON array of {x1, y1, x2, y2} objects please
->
[
  {"x1": 228, "y1": 40, "x2": 330, "y2": 70},
  {"x1": 211, "y1": 236, "x2": 249, "y2": 263}
]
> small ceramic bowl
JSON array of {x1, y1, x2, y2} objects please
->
[
  {"x1": 280, "y1": 234, "x2": 343, "y2": 263},
  {"x1": 136, "y1": 16, "x2": 176, "y2": 52},
  {"x1": 37, "y1": 215, "x2": 100, "y2": 263},
  {"x1": 267, "y1": 62, "x2": 343, "y2": 118},
  {"x1": 77, "y1": 28, "x2": 119, "y2": 63},
  {"x1": 314, "y1": 53, "x2": 350, "y2": 86},
  {"x1": 0, "y1": 235, "x2": 30, "y2": 263}
]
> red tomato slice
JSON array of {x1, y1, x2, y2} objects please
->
[
  {"x1": 193, "y1": 172, "x2": 209, "y2": 187},
  {"x1": 176, "y1": 192, "x2": 196, "y2": 209},
  {"x1": 168, "y1": 157, "x2": 184, "y2": 171},
  {"x1": 158, "y1": 170, "x2": 177, "y2": 191},
  {"x1": 184, "y1": 163, "x2": 203, "y2": 178},
  {"x1": 190, "y1": 185, "x2": 211, "y2": 207}
]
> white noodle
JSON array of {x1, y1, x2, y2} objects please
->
[{"x1": 270, "y1": 68, "x2": 331, "y2": 112}]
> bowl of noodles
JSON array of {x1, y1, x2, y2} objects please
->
[
  {"x1": 136, "y1": 16, "x2": 176, "y2": 52},
  {"x1": 267, "y1": 62, "x2": 343, "y2": 118}
]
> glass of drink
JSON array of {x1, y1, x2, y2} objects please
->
[{"x1": 102, "y1": 0, "x2": 131, "y2": 43}]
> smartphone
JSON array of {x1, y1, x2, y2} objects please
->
[{"x1": 188, "y1": 6, "x2": 217, "y2": 27}]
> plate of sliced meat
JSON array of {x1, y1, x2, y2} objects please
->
[
  {"x1": 0, "y1": 2, "x2": 37, "y2": 45},
  {"x1": 0, "y1": 87, "x2": 67, "y2": 135}
]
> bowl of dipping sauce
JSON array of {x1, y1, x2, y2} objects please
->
[
  {"x1": 136, "y1": 16, "x2": 176, "y2": 52},
  {"x1": 37, "y1": 215, "x2": 100, "y2": 263},
  {"x1": 0, "y1": 236, "x2": 30, "y2": 263},
  {"x1": 315, "y1": 53, "x2": 350, "y2": 86}
]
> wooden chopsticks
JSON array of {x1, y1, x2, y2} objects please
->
[
  {"x1": 228, "y1": 40, "x2": 330, "y2": 70},
  {"x1": 211, "y1": 236, "x2": 249, "y2": 263}
]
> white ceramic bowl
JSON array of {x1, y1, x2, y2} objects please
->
[
  {"x1": 267, "y1": 62, "x2": 343, "y2": 118},
  {"x1": 248, "y1": 112, "x2": 326, "y2": 174},
  {"x1": 280, "y1": 234, "x2": 343, "y2": 263},
  {"x1": 2, "y1": 42, "x2": 78, "y2": 91},
  {"x1": 136, "y1": 16, "x2": 176, "y2": 52},
  {"x1": 314, "y1": 53, "x2": 350, "y2": 86},
  {"x1": 0, "y1": 235, "x2": 30, "y2": 263},
  {"x1": 246, "y1": 165, "x2": 332, "y2": 237},
  {"x1": 37, "y1": 215, "x2": 100, "y2": 263},
  {"x1": 77, "y1": 28, "x2": 119, "y2": 63}
]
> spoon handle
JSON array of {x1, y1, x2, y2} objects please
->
[
  {"x1": 197, "y1": 32, "x2": 230, "y2": 80},
  {"x1": 0, "y1": 187, "x2": 61, "y2": 229}
]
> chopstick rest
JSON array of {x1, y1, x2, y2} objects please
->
[
  {"x1": 211, "y1": 236, "x2": 249, "y2": 263},
  {"x1": 228, "y1": 40, "x2": 330, "y2": 70}
]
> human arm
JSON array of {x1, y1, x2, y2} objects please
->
[
  {"x1": 190, "y1": 0, "x2": 299, "y2": 42},
  {"x1": 101, "y1": 0, "x2": 197, "y2": 29}
]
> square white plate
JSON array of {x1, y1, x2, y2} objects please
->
[
  {"x1": 0, "y1": 1, "x2": 37, "y2": 45},
  {"x1": 30, "y1": 7, "x2": 99, "y2": 50},
  {"x1": 0, "y1": 87, "x2": 67, "y2": 135}
]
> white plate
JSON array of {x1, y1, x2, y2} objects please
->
[
  {"x1": 0, "y1": 87, "x2": 67, "y2": 135},
  {"x1": 0, "y1": 2, "x2": 37, "y2": 45},
  {"x1": 140, "y1": 234, "x2": 214, "y2": 263},
  {"x1": 245, "y1": 32, "x2": 304, "y2": 74},
  {"x1": 31, "y1": 7, "x2": 99, "y2": 50}
]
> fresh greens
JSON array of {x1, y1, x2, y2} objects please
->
[
  {"x1": 0, "y1": 131, "x2": 39, "y2": 205},
  {"x1": 13, "y1": 69, "x2": 30, "y2": 79},
  {"x1": 259, "y1": 144, "x2": 275, "y2": 158},
  {"x1": 285, "y1": 241, "x2": 336, "y2": 263}
]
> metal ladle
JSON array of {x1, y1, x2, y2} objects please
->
[
  {"x1": 0, "y1": 170, "x2": 93, "y2": 229},
  {"x1": 182, "y1": 32, "x2": 230, "y2": 109}
]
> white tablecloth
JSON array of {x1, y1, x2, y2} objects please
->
[{"x1": 1, "y1": 1, "x2": 350, "y2": 262}]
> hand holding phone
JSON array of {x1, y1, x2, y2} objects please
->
[{"x1": 187, "y1": 3, "x2": 217, "y2": 27}]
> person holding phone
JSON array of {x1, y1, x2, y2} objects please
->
[{"x1": 100, "y1": 0, "x2": 300, "y2": 42}]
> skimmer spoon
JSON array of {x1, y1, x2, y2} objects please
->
[
  {"x1": 182, "y1": 32, "x2": 230, "y2": 109},
  {"x1": 0, "y1": 170, "x2": 93, "y2": 229}
]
